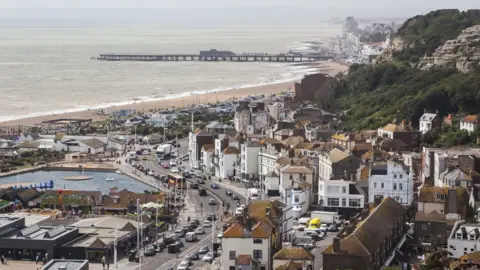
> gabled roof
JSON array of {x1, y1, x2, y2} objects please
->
[
  {"x1": 323, "y1": 197, "x2": 406, "y2": 257},
  {"x1": 260, "y1": 138, "x2": 283, "y2": 145},
  {"x1": 276, "y1": 157, "x2": 291, "y2": 165},
  {"x1": 18, "y1": 141, "x2": 41, "y2": 149},
  {"x1": 463, "y1": 114, "x2": 480, "y2": 124},
  {"x1": 420, "y1": 113, "x2": 437, "y2": 122},
  {"x1": 17, "y1": 188, "x2": 41, "y2": 202},
  {"x1": 444, "y1": 168, "x2": 473, "y2": 182},
  {"x1": 248, "y1": 200, "x2": 281, "y2": 219},
  {"x1": 327, "y1": 147, "x2": 349, "y2": 163},
  {"x1": 81, "y1": 138, "x2": 105, "y2": 149},
  {"x1": 281, "y1": 164, "x2": 314, "y2": 174},
  {"x1": 223, "y1": 147, "x2": 240, "y2": 155},
  {"x1": 201, "y1": 144, "x2": 214, "y2": 151},
  {"x1": 380, "y1": 123, "x2": 416, "y2": 132},
  {"x1": 273, "y1": 247, "x2": 315, "y2": 260},
  {"x1": 275, "y1": 260, "x2": 303, "y2": 270}
]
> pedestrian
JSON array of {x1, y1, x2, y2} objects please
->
[
  {"x1": 1, "y1": 254, "x2": 4, "y2": 264},
  {"x1": 35, "y1": 253, "x2": 39, "y2": 264},
  {"x1": 107, "y1": 260, "x2": 110, "y2": 270},
  {"x1": 101, "y1": 256, "x2": 106, "y2": 269}
]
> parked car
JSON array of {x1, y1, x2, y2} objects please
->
[
  {"x1": 175, "y1": 240, "x2": 185, "y2": 248},
  {"x1": 175, "y1": 229, "x2": 185, "y2": 238},
  {"x1": 190, "y1": 183, "x2": 199, "y2": 189},
  {"x1": 232, "y1": 193, "x2": 240, "y2": 200},
  {"x1": 176, "y1": 261, "x2": 189, "y2": 270},
  {"x1": 197, "y1": 179, "x2": 205, "y2": 184},
  {"x1": 210, "y1": 183, "x2": 219, "y2": 189},
  {"x1": 193, "y1": 219, "x2": 200, "y2": 226},
  {"x1": 186, "y1": 251, "x2": 200, "y2": 260},
  {"x1": 217, "y1": 231, "x2": 223, "y2": 239},
  {"x1": 225, "y1": 189, "x2": 233, "y2": 196},
  {"x1": 203, "y1": 252, "x2": 214, "y2": 263},
  {"x1": 319, "y1": 224, "x2": 328, "y2": 232},
  {"x1": 235, "y1": 207, "x2": 244, "y2": 215},
  {"x1": 199, "y1": 188, "x2": 207, "y2": 196},
  {"x1": 208, "y1": 198, "x2": 217, "y2": 205},
  {"x1": 189, "y1": 221, "x2": 198, "y2": 229},
  {"x1": 206, "y1": 213, "x2": 217, "y2": 221},
  {"x1": 144, "y1": 246, "x2": 155, "y2": 256},
  {"x1": 203, "y1": 220, "x2": 212, "y2": 227},
  {"x1": 171, "y1": 166, "x2": 179, "y2": 173},
  {"x1": 198, "y1": 245, "x2": 209, "y2": 254},
  {"x1": 195, "y1": 226, "x2": 205, "y2": 234},
  {"x1": 329, "y1": 223, "x2": 339, "y2": 232}
]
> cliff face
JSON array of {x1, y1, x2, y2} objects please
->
[
  {"x1": 419, "y1": 25, "x2": 480, "y2": 73},
  {"x1": 377, "y1": 35, "x2": 405, "y2": 62}
]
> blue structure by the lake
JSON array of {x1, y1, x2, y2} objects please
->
[{"x1": 0, "y1": 170, "x2": 155, "y2": 193}]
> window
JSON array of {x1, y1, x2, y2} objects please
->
[
  {"x1": 319, "y1": 185, "x2": 323, "y2": 192},
  {"x1": 422, "y1": 224, "x2": 428, "y2": 231},
  {"x1": 399, "y1": 183, "x2": 403, "y2": 190},
  {"x1": 253, "y1": 250, "x2": 263, "y2": 259},
  {"x1": 342, "y1": 198, "x2": 346, "y2": 206},
  {"x1": 229, "y1": 251, "x2": 236, "y2": 260},
  {"x1": 456, "y1": 233, "x2": 462, "y2": 240},
  {"x1": 327, "y1": 198, "x2": 339, "y2": 207},
  {"x1": 393, "y1": 174, "x2": 397, "y2": 179},
  {"x1": 342, "y1": 186, "x2": 346, "y2": 193},
  {"x1": 374, "y1": 182, "x2": 377, "y2": 189},
  {"x1": 393, "y1": 183, "x2": 397, "y2": 190},
  {"x1": 349, "y1": 199, "x2": 361, "y2": 207},
  {"x1": 253, "y1": 239, "x2": 263, "y2": 244},
  {"x1": 399, "y1": 174, "x2": 403, "y2": 179},
  {"x1": 294, "y1": 195, "x2": 300, "y2": 203},
  {"x1": 436, "y1": 193, "x2": 446, "y2": 200},
  {"x1": 381, "y1": 182, "x2": 384, "y2": 189}
]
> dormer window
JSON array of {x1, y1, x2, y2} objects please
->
[{"x1": 436, "y1": 193, "x2": 446, "y2": 200}]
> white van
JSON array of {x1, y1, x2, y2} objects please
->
[
  {"x1": 298, "y1": 217, "x2": 311, "y2": 231},
  {"x1": 185, "y1": 232, "x2": 198, "y2": 242}
]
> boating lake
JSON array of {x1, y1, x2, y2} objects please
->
[{"x1": 0, "y1": 170, "x2": 156, "y2": 193}]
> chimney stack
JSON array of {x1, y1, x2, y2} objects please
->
[{"x1": 333, "y1": 237, "x2": 341, "y2": 253}]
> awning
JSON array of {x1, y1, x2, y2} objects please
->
[{"x1": 142, "y1": 202, "x2": 163, "y2": 208}]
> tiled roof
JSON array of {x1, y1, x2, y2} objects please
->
[
  {"x1": 331, "y1": 133, "x2": 349, "y2": 141},
  {"x1": 420, "y1": 113, "x2": 437, "y2": 122},
  {"x1": 294, "y1": 142, "x2": 316, "y2": 150},
  {"x1": 235, "y1": 255, "x2": 252, "y2": 265},
  {"x1": 251, "y1": 220, "x2": 273, "y2": 238},
  {"x1": 18, "y1": 141, "x2": 41, "y2": 149},
  {"x1": 281, "y1": 164, "x2": 313, "y2": 174},
  {"x1": 352, "y1": 143, "x2": 372, "y2": 151},
  {"x1": 463, "y1": 114, "x2": 480, "y2": 124},
  {"x1": 222, "y1": 220, "x2": 273, "y2": 238},
  {"x1": 260, "y1": 138, "x2": 283, "y2": 145},
  {"x1": 415, "y1": 211, "x2": 446, "y2": 222},
  {"x1": 223, "y1": 222, "x2": 245, "y2": 238},
  {"x1": 223, "y1": 146, "x2": 240, "y2": 155},
  {"x1": 81, "y1": 138, "x2": 105, "y2": 149},
  {"x1": 417, "y1": 186, "x2": 464, "y2": 202},
  {"x1": 381, "y1": 123, "x2": 416, "y2": 132},
  {"x1": 201, "y1": 144, "x2": 214, "y2": 151},
  {"x1": 444, "y1": 168, "x2": 473, "y2": 182},
  {"x1": 282, "y1": 136, "x2": 305, "y2": 147},
  {"x1": 248, "y1": 200, "x2": 280, "y2": 219},
  {"x1": 361, "y1": 149, "x2": 390, "y2": 161},
  {"x1": 17, "y1": 188, "x2": 41, "y2": 202},
  {"x1": 276, "y1": 157, "x2": 291, "y2": 165},
  {"x1": 275, "y1": 260, "x2": 303, "y2": 270},
  {"x1": 323, "y1": 197, "x2": 405, "y2": 257},
  {"x1": 273, "y1": 247, "x2": 315, "y2": 260},
  {"x1": 328, "y1": 148, "x2": 349, "y2": 163}
]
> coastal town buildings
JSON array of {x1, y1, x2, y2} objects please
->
[
  {"x1": 233, "y1": 101, "x2": 269, "y2": 133},
  {"x1": 368, "y1": 162, "x2": 414, "y2": 206},
  {"x1": 460, "y1": 114, "x2": 480, "y2": 134},
  {"x1": 318, "y1": 179, "x2": 365, "y2": 217},
  {"x1": 419, "y1": 110, "x2": 440, "y2": 134},
  {"x1": 240, "y1": 141, "x2": 264, "y2": 181},
  {"x1": 377, "y1": 121, "x2": 421, "y2": 151},
  {"x1": 318, "y1": 147, "x2": 361, "y2": 181},
  {"x1": 188, "y1": 130, "x2": 214, "y2": 170}
]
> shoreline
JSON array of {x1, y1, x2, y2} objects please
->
[{"x1": 1, "y1": 60, "x2": 348, "y2": 126}]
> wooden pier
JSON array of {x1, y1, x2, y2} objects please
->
[{"x1": 92, "y1": 54, "x2": 334, "y2": 62}]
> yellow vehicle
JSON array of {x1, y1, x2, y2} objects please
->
[
  {"x1": 309, "y1": 218, "x2": 321, "y2": 228},
  {"x1": 142, "y1": 156, "x2": 148, "y2": 160}
]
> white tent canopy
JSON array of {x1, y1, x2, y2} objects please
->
[{"x1": 141, "y1": 202, "x2": 163, "y2": 209}]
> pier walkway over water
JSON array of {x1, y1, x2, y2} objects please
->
[{"x1": 93, "y1": 49, "x2": 334, "y2": 62}]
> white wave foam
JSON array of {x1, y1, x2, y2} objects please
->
[{"x1": 0, "y1": 63, "x2": 322, "y2": 123}]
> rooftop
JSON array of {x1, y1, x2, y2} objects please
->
[
  {"x1": 80, "y1": 138, "x2": 105, "y2": 149},
  {"x1": 273, "y1": 247, "x2": 315, "y2": 260},
  {"x1": 420, "y1": 113, "x2": 437, "y2": 122},
  {"x1": 42, "y1": 260, "x2": 89, "y2": 270}
]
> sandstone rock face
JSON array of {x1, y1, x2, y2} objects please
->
[
  {"x1": 377, "y1": 36, "x2": 406, "y2": 62},
  {"x1": 419, "y1": 24, "x2": 480, "y2": 73}
]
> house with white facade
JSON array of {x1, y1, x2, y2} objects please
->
[
  {"x1": 447, "y1": 221, "x2": 480, "y2": 258},
  {"x1": 318, "y1": 179, "x2": 365, "y2": 217},
  {"x1": 221, "y1": 200, "x2": 282, "y2": 270},
  {"x1": 279, "y1": 164, "x2": 314, "y2": 217},
  {"x1": 201, "y1": 144, "x2": 214, "y2": 174},
  {"x1": 240, "y1": 141, "x2": 264, "y2": 181},
  {"x1": 438, "y1": 167, "x2": 474, "y2": 188},
  {"x1": 422, "y1": 147, "x2": 480, "y2": 185},
  {"x1": 368, "y1": 162, "x2": 414, "y2": 206},
  {"x1": 18, "y1": 133, "x2": 41, "y2": 143},
  {"x1": 219, "y1": 146, "x2": 240, "y2": 178},
  {"x1": 460, "y1": 114, "x2": 480, "y2": 134},
  {"x1": 419, "y1": 111, "x2": 440, "y2": 134},
  {"x1": 188, "y1": 130, "x2": 214, "y2": 170},
  {"x1": 258, "y1": 138, "x2": 284, "y2": 196}
]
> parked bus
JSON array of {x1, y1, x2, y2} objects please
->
[{"x1": 168, "y1": 173, "x2": 186, "y2": 189}]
